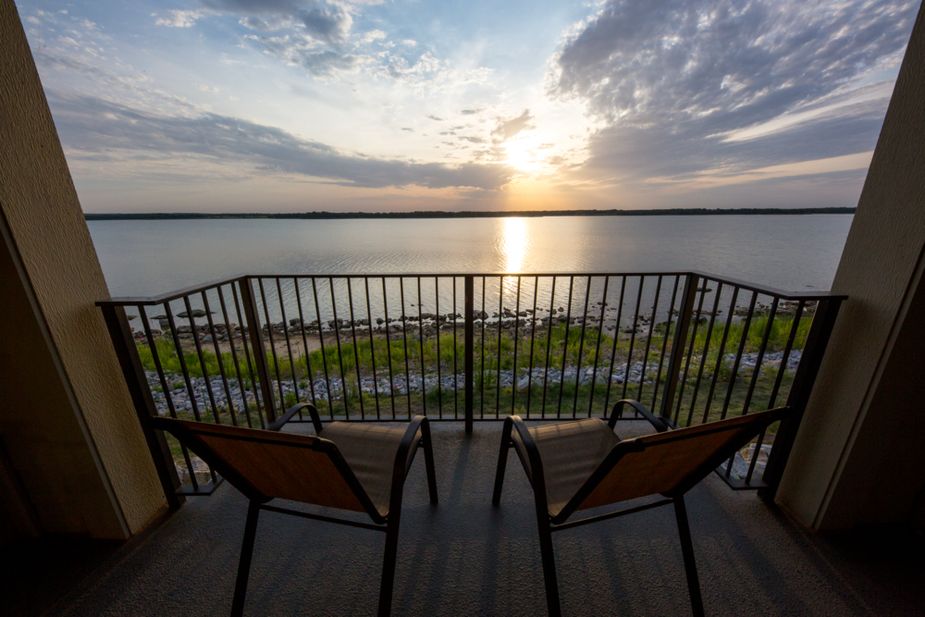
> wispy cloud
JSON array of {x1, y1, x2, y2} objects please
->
[
  {"x1": 51, "y1": 93, "x2": 514, "y2": 190},
  {"x1": 492, "y1": 109, "x2": 533, "y2": 141},
  {"x1": 154, "y1": 9, "x2": 204, "y2": 28}
]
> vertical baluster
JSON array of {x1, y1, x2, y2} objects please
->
[
  {"x1": 526, "y1": 275, "x2": 540, "y2": 419},
  {"x1": 399, "y1": 277, "x2": 412, "y2": 417},
  {"x1": 480, "y1": 276, "x2": 486, "y2": 419},
  {"x1": 637, "y1": 275, "x2": 662, "y2": 404},
  {"x1": 293, "y1": 278, "x2": 318, "y2": 409},
  {"x1": 622, "y1": 276, "x2": 644, "y2": 400},
  {"x1": 603, "y1": 276, "x2": 627, "y2": 413},
  {"x1": 364, "y1": 277, "x2": 381, "y2": 420},
  {"x1": 659, "y1": 273, "x2": 698, "y2": 422},
  {"x1": 381, "y1": 277, "x2": 396, "y2": 419},
  {"x1": 453, "y1": 277, "x2": 458, "y2": 419},
  {"x1": 417, "y1": 277, "x2": 427, "y2": 416},
  {"x1": 257, "y1": 278, "x2": 286, "y2": 416},
  {"x1": 572, "y1": 276, "x2": 592, "y2": 418},
  {"x1": 687, "y1": 282, "x2": 724, "y2": 426},
  {"x1": 496, "y1": 276, "x2": 504, "y2": 418},
  {"x1": 464, "y1": 275, "x2": 474, "y2": 433},
  {"x1": 346, "y1": 278, "x2": 365, "y2": 420},
  {"x1": 650, "y1": 275, "x2": 681, "y2": 412},
  {"x1": 310, "y1": 277, "x2": 334, "y2": 420},
  {"x1": 511, "y1": 276, "x2": 522, "y2": 416},
  {"x1": 557, "y1": 275, "x2": 575, "y2": 417},
  {"x1": 234, "y1": 280, "x2": 269, "y2": 427},
  {"x1": 435, "y1": 276, "x2": 443, "y2": 419},
  {"x1": 329, "y1": 277, "x2": 351, "y2": 418},
  {"x1": 673, "y1": 282, "x2": 707, "y2": 426},
  {"x1": 588, "y1": 275, "x2": 610, "y2": 417},
  {"x1": 541, "y1": 276, "x2": 557, "y2": 417},
  {"x1": 275, "y1": 277, "x2": 300, "y2": 408}
]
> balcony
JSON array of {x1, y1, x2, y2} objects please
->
[{"x1": 68, "y1": 271, "x2": 871, "y2": 613}]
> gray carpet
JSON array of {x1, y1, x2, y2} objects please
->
[{"x1": 51, "y1": 422, "x2": 924, "y2": 616}]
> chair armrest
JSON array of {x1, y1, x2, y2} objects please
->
[
  {"x1": 608, "y1": 399, "x2": 672, "y2": 432},
  {"x1": 267, "y1": 402, "x2": 323, "y2": 433},
  {"x1": 507, "y1": 415, "x2": 545, "y2": 489},
  {"x1": 395, "y1": 415, "x2": 427, "y2": 476}
]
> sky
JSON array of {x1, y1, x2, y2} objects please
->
[{"x1": 17, "y1": 0, "x2": 920, "y2": 213}]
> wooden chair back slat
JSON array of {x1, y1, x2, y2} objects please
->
[
  {"x1": 574, "y1": 408, "x2": 788, "y2": 513},
  {"x1": 152, "y1": 418, "x2": 372, "y2": 514}
]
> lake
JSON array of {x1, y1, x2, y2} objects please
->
[{"x1": 88, "y1": 215, "x2": 852, "y2": 297}]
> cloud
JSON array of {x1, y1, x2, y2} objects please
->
[
  {"x1": 492, "y1": 109, "x2": 533, "y2": 141},
  {"x1": 296, "y1": 3, "x2": 352, "y2": 43},
  {"x1": 154, "y1": 10, "x2": 204, "y2": 28},
  {"x1": 552, "y1": 0, "x2": 918, "y2": 195},
  {"x1": 50, "y1": 93, "x2": 513, "y2": 190}
]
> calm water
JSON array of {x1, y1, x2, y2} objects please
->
[{"x1": 88, "y1": 215, "x2": 852, "y2": 297}]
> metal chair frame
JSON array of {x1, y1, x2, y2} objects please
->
[
  {"x1": 150, "y1": 402, "x2": 438, "y2": 617},
  {"x1": 492, "y1": 400, "x2": 791, "y2": 617}
]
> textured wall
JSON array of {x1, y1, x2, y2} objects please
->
[
  {"x1": 777, "y1": 4, "x2": 925, "y2": 530},
  {"x1": 0, "y1": 0, "x2": 166, "y2": 538}
]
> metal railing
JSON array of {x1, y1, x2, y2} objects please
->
[{"x1": 99, "y1": 271, "x2": 843, "y2": 505}]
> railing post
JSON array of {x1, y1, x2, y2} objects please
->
[
  {"x1": 99, "y1": 303, "x2": 182, "y2": 509},
  {"x1": 464, "y1": 275, "x2": 474, "y2": 435},
  {"x1": 660, "y1": 273, "x2": 699, "y2": 422},
  {"x1": 238, "y1": 277, "x2": 277, "y2": 424},
  {"x1": 760, "y1": 296, "x2": 844, "y2": 500}
]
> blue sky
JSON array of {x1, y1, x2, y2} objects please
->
[{"x1": 17, "y1": 0, "x2": 920, "y2": 212}]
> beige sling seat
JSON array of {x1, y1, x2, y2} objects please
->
[
  {"x1": 492, "y1": 399, "x2": 792, "y2": 617},
  {"x1": 151, "y1": 402, "x2": 438, "y2": 617}
]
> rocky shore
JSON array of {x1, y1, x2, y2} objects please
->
[{"x1": 146, "y1": 349, "x2": 801, "y2": 416}]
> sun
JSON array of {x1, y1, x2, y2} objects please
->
[{"x1": 504, "y1": 136, "x2": 543, "y2": 174}]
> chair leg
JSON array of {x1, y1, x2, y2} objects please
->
[
  {"x1": 231, "y1": 500, "x2": 261, "y2": 617},
  {"x1": 492, "y1": 417, "x2": 514, "y2": 506},
  {"x1": 421, "y1": 419, "x2": 439, "y2": 505},
  {"x1": 537, "y1": 514, "x2": 562, "y2": 617},
  {"x1": 674, "y1": 496, "x2": 705, "y2": 617},
  {"x1": 378, "y1": 514, "x2": 401, "y2": 617}
]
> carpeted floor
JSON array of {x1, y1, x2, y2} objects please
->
[{"x1": 46, "y1": 422, "x2": 925, "y2": 616}]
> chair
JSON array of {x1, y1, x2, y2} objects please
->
[
  {"x1": 492, "y1": 400, "x2": 792, "y2": 617},
  {"x1": 150, "y1": 402, "x2": 438, "y2": 617}
]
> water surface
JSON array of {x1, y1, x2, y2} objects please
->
[{"x1": 88, "y1": 214, "x2": 852, "y2": 296}]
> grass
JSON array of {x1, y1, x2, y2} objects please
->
[
  {"x1": 148, "y1": 313, "x2": 807, "y2": 479},
  {"x1": 139, "y1": 313, "x2": 807, "y2": 425}
]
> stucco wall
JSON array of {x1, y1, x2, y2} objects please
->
[
  {"x1": 0, "y1": 0, "x2": 166, "y2": 538},
  {"x1": 777, "y1": 4, "x2": 925, "y2": 530}
]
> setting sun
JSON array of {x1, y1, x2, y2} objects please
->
[{"x1": 504, "y1": 136, "x2": 543, "y2": 174}]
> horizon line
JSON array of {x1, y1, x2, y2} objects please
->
[{"x1": 84, "y1": 206, "x2": 856, "y2": 221}]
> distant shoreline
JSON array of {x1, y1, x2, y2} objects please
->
[{"x1": 84, "y1": 207, "x2": 855, "y2": 221}]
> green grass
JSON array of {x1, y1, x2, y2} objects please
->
[{"x1": 140, "y1": 314, "x2": 807, "y2": 426}]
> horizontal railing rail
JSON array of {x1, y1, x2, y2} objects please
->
[{"x1": 99, "y1": 271, "x2": 843, "y2": 501}]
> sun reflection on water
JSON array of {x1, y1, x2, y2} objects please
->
[{"x1": 500, "y1": 217, "x2": 528, "y2": 273}]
